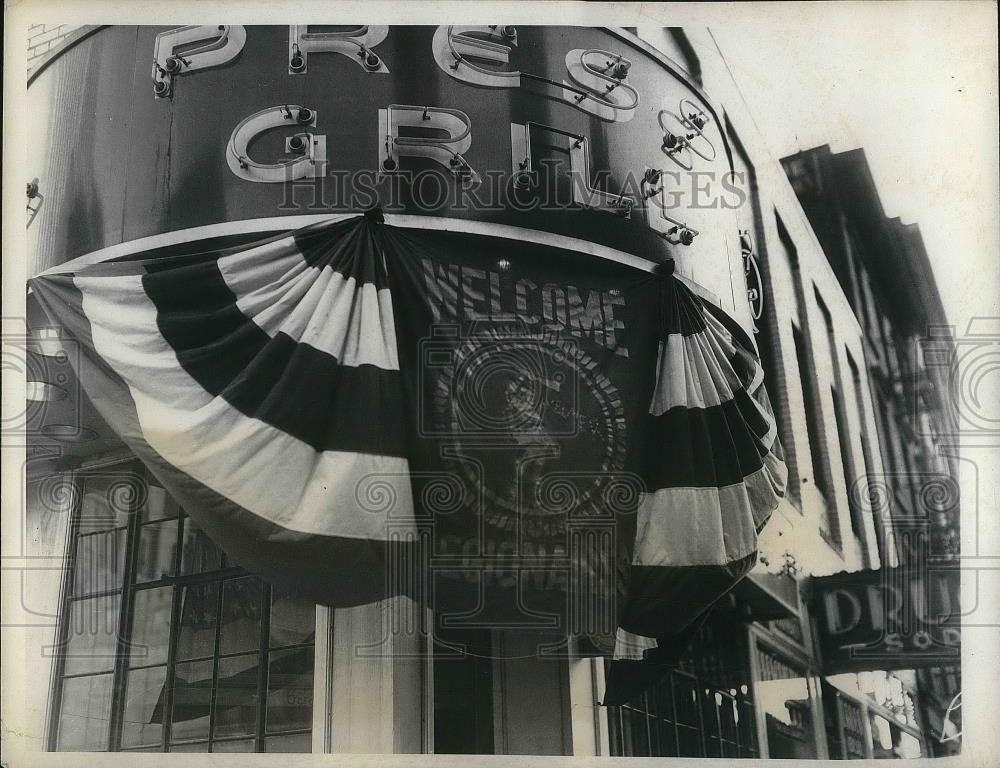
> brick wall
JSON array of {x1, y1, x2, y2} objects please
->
[{"x1": 27, "y1": 25, "x2": 82, "y2": 70}]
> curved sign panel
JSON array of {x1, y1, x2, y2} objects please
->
[{"x1": 26, "y1": 25, "x2": 751, "y2": 331}]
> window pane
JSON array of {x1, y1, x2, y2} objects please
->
[
  {"x1": 169, "y1": 741, "x2": 210, "y2": 752},
  {"x1": 213, "y1": 738, "x2": 256, "y2": 752},
  {"x1": 673, "y1": 674, "x2": 703, "y2": 757},
  {"x1": 180, "y1": 517, "x2": 224, "y2": 575},
  {"x1": 266, "y1": 647, "x2": 315, "y2": 733},
  {"x1": 135, "y1": 519, "x2": 179, "y2": 583},
  {"x1": 121, "y1": 665, "x2": 168, "y2": 748},
  {"x1": 56, "y1": 673, "x2": 113, "y2": 751},
  {"x1": 176, "y1": 582, "x2": 219, "y2": 662},
  {"x1": 78, "y1": 475, "x2": 133, "y2": 532},
  {"x1": 270, "y1": 589, "x2": 316, "y2": 648},
  {"x1": 213, "y1": 653, "x2": 261, "y2": 738},
  {"x1": 171, "y1": 659, "x2": 214, "y2": 742},
  {"x1": 129, "y1": 587, "x2": 173, "y2": 667},
  {"x1": 62, "y1": 595, "x2": 121, "y2": 675},
  {"x1": 140, "y1": 482, "x2": 180, "y2": 522},
  {"x1": 219, "y1": 577, "x2": 262, "y2": 656},
  {"x1": 655, "y1": 713, "x2": 679, "y2": 757},
  {"x1": 626, "y1": 707, "x2": 650, "y2": 756},
  {"x1": 72, "y1": 528, "x2": 127, "y2": 596},
  {"x1": 265, "y1": 732, "x2": 312, "y2": 752},
  {"x1": 755, "y1": 645, "x2": 818, "y2": 759}
]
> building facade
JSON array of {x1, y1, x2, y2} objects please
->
[
  {"x1": 15, "y1": 24, "x2": 955, "y2": 759},
  {"x1": 782, "y1": 145, "x2": 962, "y2": 756}
]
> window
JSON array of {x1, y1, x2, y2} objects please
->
[
  {"x1": 792, "y1": 326, "x2": 833, "y2": 508},
  {"x1": 860, "y1": 269, "x2": 884, "y2": 362},
  {"x1": 817, "y1": 326, "x2": 871, "y2": 557},
  {"x1": 765, "y1": 214, "x2": 804, "y2": 504},
  {"x1": 848, "y1": 351, "x2": 880, "y2": 563},
  {"x1": 752, "y1": 642, "x2": 819, "y2": 759},
  {"x1": 871, "y1": 390, "x2": 914, "y2": 520},
  {"x1": 608, "y1": 614, "x2": 758, "y2": 758},
  {"x1": 831, "y1": 383, "x2": 866, "y2": 553},
  {"x1": 757, "y1": 321, "x2": 799, "y2": 506},
  {"x1": 822, "y1": 681, "x2": 868, "y2": 759},
  {"x1": 50, "y1": 464, "x2": 316, "y2": 753},
  {"x1": 813, "y1": 289, "x2": 856, "y2": 548},
  {"x1": 882, "y1": 315, "x2": 901, "y2": 381}
]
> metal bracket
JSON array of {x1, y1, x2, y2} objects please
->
[{"x1": 26, "y1": 178, "x2": 43, "y2": 228}]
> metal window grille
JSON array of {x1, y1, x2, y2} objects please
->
[
  {"x1": 608, "y1": 669, "x2": 759, "y2": 758},
  {"x1": 608, "y1": 617, "x2": 759, "y2": 758}
]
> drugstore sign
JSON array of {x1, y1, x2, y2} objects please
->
[{"x1": 811, "y1": 565, "x2": 960, "y2": 674}]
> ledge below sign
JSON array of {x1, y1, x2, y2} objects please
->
[{"x1": 732, "y1": 571, "x2": 800, "y2": 621}]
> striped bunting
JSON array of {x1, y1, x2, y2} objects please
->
[
  {"x1": 31, "y1": 218, "x2": 416, "y2": 606},
  {"x1": 606, "y1": 277, "x2": 786, "y2": 705},
  {"x1": 30, "y1": 214, "x2": 785, "y2": 688}
]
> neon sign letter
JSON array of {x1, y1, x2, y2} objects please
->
[
  {"x1": 288, "y1": 25, "x2": 389, "y2": 74},
  {"x1": 379, "y1": 104, "x2": 481, "y2": 186},
  {"x1": 152, "y1": 25, "x2": 247, "y2": 98},
  {"x1": 432, "y1": 25, "x2": 520, "y2": 88},
  {"x1": 562, "y1": 49, "x2": 639, "y2": 123},
  {"x1": 227, "y1": 105, "x2": 327, "y2": 183}
]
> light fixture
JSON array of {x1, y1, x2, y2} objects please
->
[
  {"x1": 26, "y1": 381, "x2": 67, "y2": 402},
  {"x1": 41, "y1": 424, "x2": 97, "y2": 443}
]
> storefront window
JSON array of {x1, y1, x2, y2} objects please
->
[
  {"x1": 608, "y1": 615, "x2": 759, "y2": 758},
  {"x1": 753, "y1": 643, "x2": 819, "y2": 758},
  {"x1": 822, "y1": 680, "x2": 868, "y2": 759},
  {"x1": 50, "y1": 465, "x2": 317, "y2": 753}
]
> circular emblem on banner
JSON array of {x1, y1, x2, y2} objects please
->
[{"x1": 433, "y1": 327, "x2": 628, "y2": 541}]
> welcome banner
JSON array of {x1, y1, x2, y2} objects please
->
[{"x1": 30, "y1": 213, "x2": 786, "y2": 703}]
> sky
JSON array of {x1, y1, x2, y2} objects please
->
[{"x1": 701, "y1": 3, "x2": 999, "y2": 330}]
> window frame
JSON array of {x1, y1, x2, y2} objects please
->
[
  {"x1": 47, "y1": 461, "x2": 318, "y2": 753},
  {"x1": 606, "y1": 616, "x2": 761, "y2": 759},
  {"x1": 823, "y1": 675, "x2": 927, "y2": 759},
  {"x1": 747, "y1": 624, "x2": 828, "y2": 759}
]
